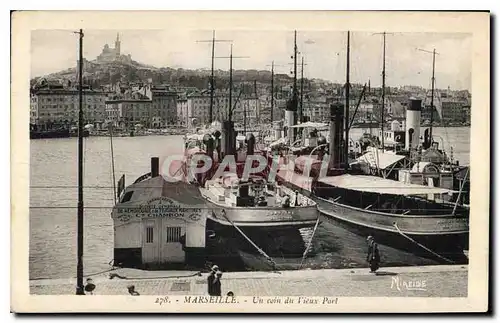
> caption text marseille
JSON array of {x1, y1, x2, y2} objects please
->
[{"x1": 179, "y1": 296, "x2": 339, "y2": 305}]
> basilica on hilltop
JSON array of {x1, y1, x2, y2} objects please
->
[{"x1": 96, "y1": 33, "x2": 132, "y2": 63}]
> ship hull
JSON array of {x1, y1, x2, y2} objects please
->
[
  {"x1": 207, "y1": 217, "x2": 313, "y2": 262},
  {"x1": 200, "y1": 186, "x2": 319, "y2": 260},
  {"x1": 200, "y1": 187, "x2": 319, "y2": 229},
  {"x1": 317, "y1": 200, "x2": 469, "y2": 263},
  {"x1": 277, "y1": 171, "x2": 469, "y2": 263},
  {"x1": 30, "y1": 129, "x2": 71, "y2": 139},
  {"x1": 69, "y1": 129, "x2": 90, "y2": 138},
  {"x1": 351, "y1": 122, "x2": 380, "y2": 129}
]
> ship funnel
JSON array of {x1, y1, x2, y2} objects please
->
[
  {"x1": 329, "y1": 102, "x2": 344, "y2": 168},
  {"x1": 203, "y1": 134, "x2": 215, "y2": 160},
  {"x1": 213, "y1": 130, "x2": 222, "y2": 160},
  {"x1": 273, "y1": 121, "x2": 282, "y2": 141},
  {"x1": 151, "y1": 157, "x2": 160, "y2": 177},
  {"x1": 221, "y1": 121, "x2": 235, "y2": 157},
  {"x1": 285, "y1": 97, "x2": 297, "y2": 145},
  {"x1": 405, "y1": 98, "x2": 422, "y2": 150},
  {"x1": 422, "y1": 128, "x2": 431, "y2": 149},
  {"x1": 245, "y1": 133, "x2": 256, "y2": 156}
]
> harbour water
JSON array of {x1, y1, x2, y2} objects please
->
[{"x1": 29, "y1": 127, "x2": 470, "y2": 280}]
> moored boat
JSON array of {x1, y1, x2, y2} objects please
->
[
  {"x1": 266, "y1": 31, "x2": 469, "y2": 264},
  {"x1": 200, "y1": 173, "x2": 318, "y2": 228},
  {"x1": 272, "y1": 100, "x2": 469, "y2": 263},
  {"x1": 30, "y1": 127, "x2": 70, "y2": 139}
]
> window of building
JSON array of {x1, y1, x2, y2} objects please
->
[{"x1": 146, "y1": 227, "x2": 154, "y2": 243}]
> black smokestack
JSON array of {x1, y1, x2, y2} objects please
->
[
  {"x1": 151, "y1": 157, "x2": 159, "y2": 177},
  {"x1": 222, "y1": 120, "x2": 235, "y2": 157},
  {"x1": 245, "y1": 133, "x2": 255, "y2": 156},
  {"x1": 203, "y1": 134, "x2": 215, "y2": 160},
  {"x1": 329, "y1": 102, "x2": 344, "y2": 168}
]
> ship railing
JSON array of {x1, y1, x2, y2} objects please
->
[{"x1": 133, "y1": 172, "x2": 152, "y2": 184}]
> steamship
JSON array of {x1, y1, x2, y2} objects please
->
[
  {"x1": 181, "y1": 122, "x2": 319, "y2": 267},
  {"x1": 177, "y1": 30, "x2": 319, "y2": 265},
  {"x1": 270, "y1": 97, "x2": 469, "y2": 262},
  {"x1": 181, "y1": 30, "x2": 319, "y2": 232},
  {"x1": 270, "y1": 100, "x2": 469, "y2": 262},
  {"x1": 353, "y1": 98, "x2": 469, "y2": 206},
  {"x1": 352, "y1": 40, "x2": 469, "y2": 204},
  {"x1": 183, "y1": 123, "x2": 318, "y2": 228},
  {"x1": 265, "y1": 31, "x2": 469, "y2": 263}
]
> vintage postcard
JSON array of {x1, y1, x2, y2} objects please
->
[{"x1": 11, "y1": 11, "x2": 490, "y2": 313}]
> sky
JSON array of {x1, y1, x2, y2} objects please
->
[{"x1": 31, "y1": 29, "x2": 472, "y2": 90}]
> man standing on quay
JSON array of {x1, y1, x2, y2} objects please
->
[{"x1": 366, "y1": 236, "x2": 381, "y2": 273}]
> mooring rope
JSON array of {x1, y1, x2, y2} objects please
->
[
  {"x1": 218, "y1": 209, "x2": 279, "y2": 271},
  {"x1": 393, "y1": 222, "x2": 455, "y2": 264},
  {"x1": 299, "y1": 217, "x2": 321, "y2": 269}
]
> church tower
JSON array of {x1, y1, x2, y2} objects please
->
[{"x1": 115, "y1": 33, "x2": 121, "y2": 57}]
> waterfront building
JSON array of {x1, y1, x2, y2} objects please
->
[
  {"x1": 105, "y1": 99, "x2": 152, "y2": 130},
  {"x1": 186, "y1": 90, "x2": 214, "y2": 127},
  {"x1": 105, "y1": 91, "x2": 152, "y2": 129},
  {"x1": 303, "y1": 98, "x2": 329, "y2": 122},
  {"x1": 176, "y1": 95, "x2": 189, "y2": 127},
  {"x1": 30, "y1": 91, "x2": 39, "y2": 125},
  {"x1": 257, "y1": 95, "x2": 282, "y2": 124},
  {"x1": 422, "y1": 93, "x2": 442, "y2": 123},
  {"x1": 302, "y1": 95, "x2": 354, "y2": 123},
  {"x1": 233, "y1": 96, "x2": 260, "y2": 126},
  {"x1": 462, "y1": 102, "x2": 471, "y2": 124},
  {"x1": 186, "y1": 90, "x2": 232, "y2": 126},
  {"x1": 441, "y1": 98, "x2": 468, "y2": 124},
  {"x1": 30, "y1": 79, "x2": 108, "y2": 130},
  {"x1": 151, "y1": 85, "x2": 178, "y2": 127}
]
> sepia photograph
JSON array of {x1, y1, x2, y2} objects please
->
[{"x1": 10, "y1": 10, "x2": 490, "y2": 313}]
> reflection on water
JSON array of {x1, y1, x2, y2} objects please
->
[{"x1": 30, "y1": 128, "x2": 470, "y2": 279}]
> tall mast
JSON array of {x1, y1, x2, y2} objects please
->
[
  {"x1": 228, "y1": 44, "x2": 233, "y2": 122},
  {"x1": 344, "y1": 31, "x2": 350, "y2": 170},
  {"x1": 215, "y1": 45, "x2": 248, "y2": 122},
  {"x1": 253, "y1": 79, "x2": 258, "y2": 124},
  {"x1": 300, "y1": 56, "x2": 304, "y2": 122},
  {"x1": 292, "y1": 30, "x2": 298, "y2": 142},
  {"x1": 417, "y1": 47, "x2": 439, "y2": 144},
  {"x1": 293, "y1": 31, "x2": 298, "y2": 111},
  {"x1": 430, "y1": 48, "x2": 436, "y2": 140},
  {"x1": 209, "y1": 30, "x2": 215, "y2": 124},
  {"x1": 267, "y1": 60, "x2": 284, "y2": 123},
  {"x1": 244, "y1": 91, "x2": 247, "y2": 133},
  {"x1": 270, "y1": 61, "x2": 274, "y2": 123},
  {"x1": 381, "y1": 31, "x2": 386, "y2": 150},
  {"x1": 196, "y1": 31, "x2": 231, "y2": 123},
  {"x1": 76, "y1": 29, "x2": 85, "y2": 295}
]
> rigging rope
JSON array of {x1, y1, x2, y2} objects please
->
[
  {"x1": 393, "y1": 222, "x2": 455, "y2": 264},
  {"x1": 109, "y1": 125, "x2": 117, "y2": 205}
]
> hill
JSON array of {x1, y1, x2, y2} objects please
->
[{"x1": 31, "y1": 58, "x2": 297, "y2": 91}]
